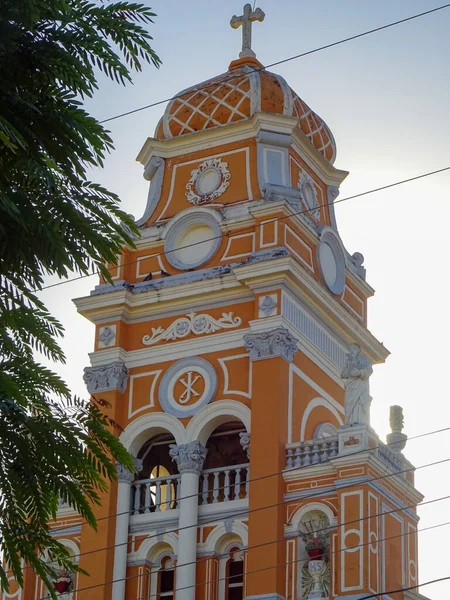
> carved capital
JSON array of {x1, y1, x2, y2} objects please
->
[
  {"x1": 116, "y1": 458, "x2": 143, "y2": 484},
  {"x1": 83, "y1": 361, "x2": 129, "y2": 394},
  {"x1": 244, "y1": 327, "x2": 298, "y2": 362},
  {"x1": 239, "y1": 432, "x2": 250, "y2": 459},
  {"x1": 169, "y1": 441, "x2": 207, "y2": 474}
]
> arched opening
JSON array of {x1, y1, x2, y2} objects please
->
[
  {"x1": 43, "y1": 542, "x2": 79, "y2": 600},
  {"x1": 200, "y1": 421, "x2": 249, "y2": 504},
  {"x1": 157, "y1": 556, "x2": 175, "y2": 600},
  {"x1": 132, "y1": 432, "x2": 179, "y2": 514},
  {"x1": 298, "y1": 509, "x2": 331, "y2": 600},
  {"x1": 225, "y1": 547, "x2": 244, "y2": 600}
]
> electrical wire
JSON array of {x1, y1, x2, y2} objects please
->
[
  {"x1": 360, "y1": 577, "x2": 450, "y2": 599},
  {"x1": 99, "y1": 3, "x2": 450, "y2": 124},
  {"x1": 37, "y1": 164, "x2": 450, "y2": 293},
  {"x1": 32, "y1": 508, "x2": 450, "y2": 600},
  {"x1": 43, "y1": 453, "x2": 450, "y2": 568},
  {"x1": 47, "y1": 424, "x2": 450, "y2": 537}
]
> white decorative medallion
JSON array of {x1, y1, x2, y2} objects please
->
[
  {"x1": 98, "y1": 325, "x2": 116, "y2": 348},
  {"x1": 159, "y1": 357, "x2": 218, "y2": 417},
  {"x1": 186, "y1": 158, "x2": 231, "y2": 205},
  {"x1": 258, "y1": 294, "x2": 278, "y2": 318},
  {"x1": 298, "y1": 170, "x2": 320, "y2": 222},
  {"x1": 142, "y1": 312, "x2": 242, "y2": 346}
]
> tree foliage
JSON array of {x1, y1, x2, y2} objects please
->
[{"x1": 0, "y1": 0, "x2": 160, "y2": 592}]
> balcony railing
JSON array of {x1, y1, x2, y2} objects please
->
[
  {"x1": 132, "y1": 473, "x2": 180, "y2": 514},
  {"x1": 286, "y1": 438, "x2": 339, "y2": 468},
  {"x1": 199, "y1": 463, "x2": 249, "y2": 505},
  {"x1": 131, "y1": 463, "x2": 250, "y2": 515}
]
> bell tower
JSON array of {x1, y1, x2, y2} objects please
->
[{"x1": 19, "y1": 7, "x2": 430, "y2": 600}]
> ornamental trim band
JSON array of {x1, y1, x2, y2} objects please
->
[{"x1": 142, "y1": 312, "x2": 242, "y2": 346}]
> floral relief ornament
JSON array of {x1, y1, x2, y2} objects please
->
[
  {"x1": 142, "y1": 312, "x2": 242, "y2": 346},
  {"x1": 298, "y1": 170, "x2": 320, "y2": 222},
  {"x1": 185, "y1": 157, "x2": 231, "y2": 205}
]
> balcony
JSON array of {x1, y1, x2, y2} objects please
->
[
  {"x1": 285, "y1": 428, "x2": 409, "y2": 481},
  {"x1": 129, "y1": 421, "x2": 250, "y2": 528},
  {"x1": 131, "y1": 463, "x2": 250, "y2": 514}
]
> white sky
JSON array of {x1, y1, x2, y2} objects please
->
[{"x1": 37, "y1": 1, "x2": 450, "y2": 597}]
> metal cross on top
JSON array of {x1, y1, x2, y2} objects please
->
[{"x1": 230, "y1": 3, "x2": 265, "y2": 59}]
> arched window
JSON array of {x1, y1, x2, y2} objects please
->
[
  {"x1": 225, "y1": 548, "x2": 244, "y2": 600},
  {"x1": 157, "y1": 556, "x2": 174, "y2": 600}
]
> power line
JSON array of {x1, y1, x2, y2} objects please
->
[
  {"x1": 99, "y1": 3, "x2": 450, "y2": 124},
  {"x1": 43, "y1": 452, "x2": 450, "y2": 568},
  {"x1": 33, "y1": 509, "x2": 450, "y2": 600},
  {"x1": 47, "y1": 423, "x2": 450, "y2": 536},
  {"x1": 360, "y1": 577, "x2": 450, "y2": 599},
  {"x1": 37, "y1": 164, "x2": 450, "y2": 293}
]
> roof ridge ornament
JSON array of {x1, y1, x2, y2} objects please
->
[{"x1": 230, "y1": 3, "x2": 265, "y2": 59}]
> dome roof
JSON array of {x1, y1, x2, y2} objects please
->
[{"x1": 155, "y1": 59, "x2": 337, "y2": 163}]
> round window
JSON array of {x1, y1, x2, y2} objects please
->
[
  {"x1": 316, "y1": 228, "x2": 346, "y2": 295},
  {"x1": 164, "y1": 210, "x2": 222, "y2": 271}
]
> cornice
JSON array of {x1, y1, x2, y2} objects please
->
[
  {"x1": 136, "y1": 112, "x2": 348, "y2": 187},
  {"x1": 232, "y1": 257, "x2": 389, "y2": 364}
]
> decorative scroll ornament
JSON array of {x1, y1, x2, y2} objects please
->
[
  {"x1": 239, "y1": 432, "x2": 250, "y2": 458},
  {"x1": 116, "y1": 458, "x2": 143, "y2": 484},
  {"x1": 169, "y1": 441, "x2": 207, "y2": 474},
  {"x1": 83, "y1": 361, "x2": 129, "y2": 394},
  {"x1": 186, "y1": 158, "x2": 231, "y2": 205},
  {"x1": 142, "y1": 312, "x2": 242, "y2": 346},
  {"x1": 298, "y1": 170, "x2": 320, "y2": 222},
  {"x1": 244, "y1": 327, "x2": 298, "y2": 362}
]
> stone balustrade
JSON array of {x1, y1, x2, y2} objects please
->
[{"x1": 286, "y1": 438, "x2": 339, "y2": 468}]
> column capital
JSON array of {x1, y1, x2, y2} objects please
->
[
  {"x1": 239, "y1": 432, "x2": 250, "y2": 459},
  {"x1": 116, "y1": 458, "x2": 143, "y2": 483},
  {"x1": 83, "y1": 361, "x2": 129, "y2": 394},
  {"x1": 169, "y1": 441, "x2": 207, "y2": 474},
  {"x1": 244, "y1": 327, "x2": 298, "y2": 362}
]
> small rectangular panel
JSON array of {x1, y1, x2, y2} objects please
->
[
  {"x1": 342, "y1": 285, "x2": 365, "y2": 321},
  {"x1": 128, "y1": 370, "x2": 162, "y2": 418},
  {"x1": 221, "y1": 232, "x2": 255, "y2": 260},
  {"x1": 259, "y1": 219, "x2": 278, "y2": 248},
  {"x1": 136, "y1": 253, "x2": 163, "y2": 279},
  {"x1": 217, "y1": 353, "x2": 252, "y2": 398},
  {"x1": 381, "y1": 504, "x2": 405, "y2": 599},
  {"x1": 284, "y1": 225, "x2": 314, "y2": 271},
  {"x1": 285, "y1": 539, "x2": 296, "y2": 600},
  {"x1": 341, "y1": 490, "x2": 364, "y2": 593},
  {"x1": 407, "y1": 523, "x2": 417, "y2": 587},
  {"x1": 368, "y1": 492, "x2": 379, "y2": 594},
  {"x1": 264, "y1": 148, "x2": 285, "y2": 186}
]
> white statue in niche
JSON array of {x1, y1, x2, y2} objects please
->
[{"x1": 341, "y1": 343, "x2": 373, "y2": 426}]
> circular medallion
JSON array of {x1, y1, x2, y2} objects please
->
[
  {"x1": 316, "y1": 227, "x2": 346, "y2": 295},
  {"x1": 164, "y1": 209, "x2": 222, "y2": 271},
  {"x1": 186, "y1": 158, "x2": 231, "y2": 205},
  {"x1": 159, "y1": 357, "x2": 217, "y2": 417},
  {"x1": 196, "y1": 167, "x2": 222, "y2": 197}
]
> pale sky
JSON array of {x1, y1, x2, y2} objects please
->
[{"x1": 38, "y1": 1, "x2": 450, "y2": 597}]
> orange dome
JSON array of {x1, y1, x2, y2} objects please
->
[{"x1": 155, "y1": 59, "x2": 336, "y2": 163}]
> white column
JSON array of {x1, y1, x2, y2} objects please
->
[
  {"x1": 112, "y1": 459, "x2": 142, "y2": 600},
  {"x1": 169, "y1": 441, "x2": 207, "y2": 600}
]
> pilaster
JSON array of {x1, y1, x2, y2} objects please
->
[{"x1": 244, "y1": 327, "x2": 298, "y2": 600}]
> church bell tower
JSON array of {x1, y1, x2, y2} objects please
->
[{"x1": 21, "y1": 6, "x2": 429, "y2": 600}]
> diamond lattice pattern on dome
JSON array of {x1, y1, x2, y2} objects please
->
[
  {"x1": 292, "y1": 93, "x2": 335, "y2": 162},
  {"x1": 168, "y1": 72, "x2": 253, "y2": 137}
]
